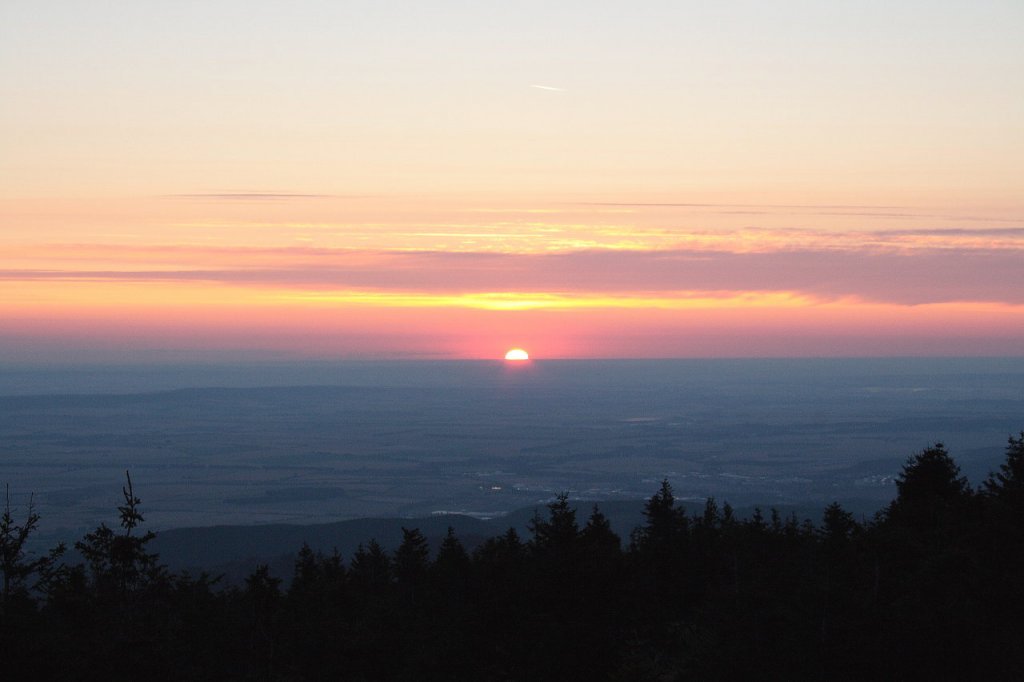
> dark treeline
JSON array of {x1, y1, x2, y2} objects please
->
[{"x1": 3, "y1": 435, "x2": 1024, "y2": 680}]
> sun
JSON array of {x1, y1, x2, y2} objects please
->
[{"x1": 504, "y1": 348, "x2": 530, "y2": 361}]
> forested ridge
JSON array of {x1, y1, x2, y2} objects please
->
[{"x1": 3, "y1": 435, "x2": 1024, "y2": 680}]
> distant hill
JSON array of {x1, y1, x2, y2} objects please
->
[
  {"x1": 151, "y1": 501, "x2": 637, "y2": 583},
  {"x1": 150, "y1": 498, "x2": 840, "y2": 583}
]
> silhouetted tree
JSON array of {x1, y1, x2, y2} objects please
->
[
  {"x1": 473, "y1": 527, "x2": 524, "y2": 570},
  {"x1": 1, "y1": 488, "x2": 64, "y2": 609},
  {"x1": 820, "y1": 502, "x2": 858, "y2": 549},
  {"x1": 876, "y1": 444, "x2": 984, "y2": 679},
  {"x1": 632, "y1": 479, "x2": 688, "y2": 553},
  {"x1": 816, "y1": 502, "x2": 867, "y2": 666},
  {"x1": 470, "y1": 528, "x2": 528, "y2": 678},
  {"x1": 985, "y1": 432, "x2": 1024, "y2": 508},
  {"x1": 394, "y1": 527, "x2": 430, "y2": 592},
  {"x1": 245, "y1": 564, "x2": 282, "y2": 679},
  {"x1": 978, "y1": 432, "x2": 1024, "y2": 666},
  {"x1": 631, "y1": 479, "x2": 689, "y2": 613},
  {"x1": 290, "y1": 543, "x2": 345, "y2": 599},
  {"x1": 528, "y1": 492, "x2": 579, "y2": 554},
  {"x1": 350, "y1": 539, "x2": 392, "y2": 591},
  {"x1": 284, "y1": 544, "x2": 349, "y2": 677},
  {"x1": 31, "y1": 472, "x2": 234, "y2": 679},
  {"x1": 0, "y1": 487, "x2": 67, "y2": 679},
  {"x1": 433, "y1": 526, "x2": 470, "y2": 590},
  {"x1": 889, "y1": 443, "x2": 971, "y2": 521},
  {"x1": 74, "y1": 471, "x2": 165, "y2": 601},
  {"x1": 6, "y1": 438, "x2": 1024, "y2": 680},
  {"x1": 580, "y1": 505, "x2": 621, "y2": 558}
]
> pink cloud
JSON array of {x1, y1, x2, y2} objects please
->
[{"x1": 3, "y1": 244, "x2": 1023, "y2": 305}]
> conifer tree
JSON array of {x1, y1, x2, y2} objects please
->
[
  {"x1": 528, "y1": 492, "x2": 579, "y2": 553},
  {"x1": 632, "y1": 479, "x2": 687, "y2": 553},
  {"x1": 887, "y1": 443, "x2": 973, "y2": 531},
  {"x1": 433, "y1": 526, "x2": 470, "y2": 586},
  {"x1": 820, "y1": 502, "x2": 858, "y2": 548},
  {"x1": 1, "y1": 487, "x2": 65, "y2": 608},
  {"x1": 74, "y1": 471, "x2": 165, "y2": 600},
  {"x1": 350, "y1": 539, "x2": 392, "y2": 590},
  {"x1": 394, "y1": 527, "x2": 430, "y2": 590},
  {"x1": 984, "y1": 432, "x2": 1024, "y2": 504},
  {"x1": 580, "y1": 505, "x2": 621, "y2": 556}
]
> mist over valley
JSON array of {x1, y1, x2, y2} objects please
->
[{"x1": 3, "y1": 358, "x2": 1021, "y2": 545}]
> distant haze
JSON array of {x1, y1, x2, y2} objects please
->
[{"x1": 2, "y1": 359, "x2": 1021, "y2": 538}]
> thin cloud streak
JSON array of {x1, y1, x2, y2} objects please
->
[
  {"x1": 575, "y1": 203, "x2": 1024, "y2": 223},
  {"x1": 577, "y1": 202, "x2": 911, "y2": 210},
  {"x1": 874, "y1": 227, "x2": 1024, "y2": 237},
  {"x1": 166, "y1": 193, "x2": 342, "y2": 201}
]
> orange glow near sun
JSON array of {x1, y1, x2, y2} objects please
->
[{"x1": 504, "y1": 348, "x2": 529, "y2": 361}]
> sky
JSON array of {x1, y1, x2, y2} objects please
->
[{"x1": 2, "y1": 1, "x2": 1023, "y2": 361}]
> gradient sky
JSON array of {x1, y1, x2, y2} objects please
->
[{"x1": 2, "y1": 1, "x2": 1023, "y2": 361}]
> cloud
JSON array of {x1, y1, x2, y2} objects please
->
[
  {"x1": 575, "y1": 203, "x2": 1024, "y2": 223},
  {"x1": 3, "y1": 243, "x2": 1023, "y2": 306},
  {"x1": 576, "y1": 202, "x2": 910, "y2": 210},
  {"x1": 166, "y1": 193, "x2": 337, "y2": 201},
  {"x1": 874, "y1": 227, "x2": 1024, "y2": 238}
]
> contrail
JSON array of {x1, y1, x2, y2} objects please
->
[{"x1": 530, "y1": 84, "x2": 565, "y2": 92}]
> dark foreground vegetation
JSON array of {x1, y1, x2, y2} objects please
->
[{"x1": 3, "y1": 436, "x2": 1024, "y2": 680}]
